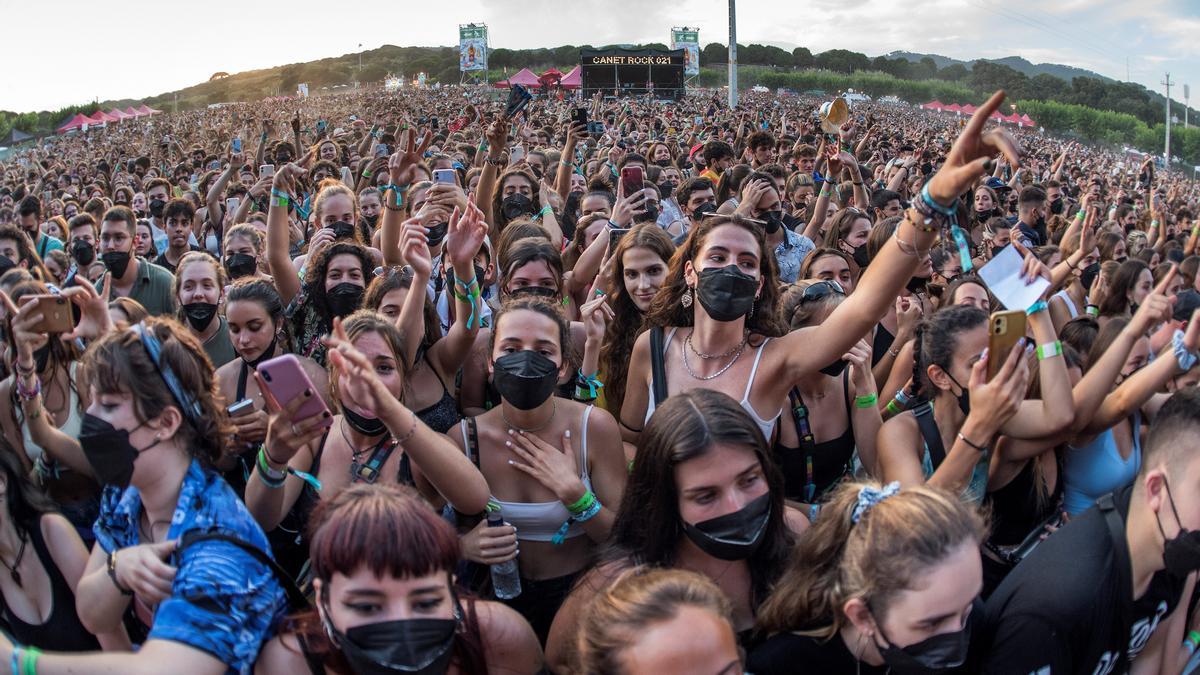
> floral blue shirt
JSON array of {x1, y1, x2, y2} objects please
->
[
  {"x1": 94, "y1": 459, "x2": 287, "y2": 675},
  {"x1": 775, "y1": 228, "x2": 815, "y2": 284}
]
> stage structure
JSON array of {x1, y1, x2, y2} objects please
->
[
  {"x1": 579, "y1": 47, "x2": 686, "y2": 100},
  {"x1": 459, "y1": 23, "x2": 488, "y2": 86}
]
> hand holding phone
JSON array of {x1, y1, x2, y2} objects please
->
[
  {"x1": 986, "y1": 310, "x2": 1027, "y2": 381},
  {"x1": 621, "y1": 166, "x2": 645, "y2": 196},
  {"x1": 260, "y1": 164, "x2": 275, "y2": 179},
  {"x1": 256, "y1": 355, "x2": 332, "y2": 463},
  {"x1": 22, "y1": 295, "x2": 74, "y2": 334}
]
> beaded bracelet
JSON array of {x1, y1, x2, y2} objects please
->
[{"x1": 15, "y1": 375, "x2": 39, "y2": 402}]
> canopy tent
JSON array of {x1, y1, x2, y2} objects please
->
[
  {"x1": 1002, "y1": 113, "x2": 1022, "y2": 125},
  {"x1": 990, "y1": 110, "x2": 1005, "y2": 121},
  {"x1": 135, "y1": 104, "x2": 161, "y2": 116},
  {"x1": 538, "y1": 67, "x2": 564, "y2": 89},
  {"x1": 494, "y1": 68, "x2": 541, "y2": 88},
  {"x1": 960, "y1": 103, "x2": 978, "y2": 115},
  {"x1": 57, "y1": 113, "x2": 93, "y2": 133},
  {"x1": 87, "y1": 111, "x2": 117, "y2": 124},
  {"x1": 920, "y1": 100, "x2": 945, "y2": 111},
  {"x1": 1, "y1": 128, "x2": 32, "y2": 145},
  {"x1": 1020, "y1": 113, "x2": 1036, "y2": 127},
  {"x1": 560, "y1": 65, "x2": 581, "y2": 89},
  {"x1": 107, "y1": 108, "x2": 131, "y2": 121},
  {"x1": 944, "y1": 103, "x2": 962, "y2": 113},
  {"x1": 124, "y1": 106, "x2": 142, "y2": 117}
]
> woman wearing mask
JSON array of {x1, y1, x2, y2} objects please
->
[
  {"x1": 773, "y1": 281, "x2": 881, "y2": 507},
  {"x1": 973, "y1": 184, "x2": 1000, "y2": 224},
  {"x1": 246, "y1": 312, "x2": 489, "y2": 551},
  {"x1": 477, "y1": 119, "x2": 563, "y2": 249},
  {"x1": 268, "y1": 164, "x2": 375, "y2": 366},
  {"x1": 221, "y1": 223, "x2": 271, "y2": 282},
  {"x1": 822, "y1": 207, "x2": 873, "y2": 267},
  {"x1": 5, "y1": 317, "x2": 290, "y2": 674},
  {"x1": 0, "y1": 445, "x2": 127, "y2": 651},
  {"x1": 546, "y1": 389, "x2": 802, "y2": 674},
  {"x1": 751, "y1": 481, "x2": 986, "y2": 674},
  {"x1": 1097, "y1": 259, "x2": 1152, "y2": 320},
  {"x1": 449, "y1": 297, "x2": 625, "y2": 642},
  {"x1": 173, "y1": 252, "x2": 235, "y2": 368},
  {"x1": 1098, "y1": 231, "x2": 1127, "y2": 264},
  {"x1": 577, "y1": 568, "x2": 742, "y2": 675},
  {"x1": 356, "y1": 187, "x2": 381, "y2": 236},
  {"x1": 291, "y1": 181, "x2": 382, "y2": 274},
  {"x1": 254, "y1": 483, "x2": 543, "y2": 675}
]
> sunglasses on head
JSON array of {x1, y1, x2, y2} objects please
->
[{"x1": 801, "y1": 280, "x2": 845, "y2": 303}]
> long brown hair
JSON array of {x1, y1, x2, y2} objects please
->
[
  {"x1": 643, "y1": 214, "x2": 785, "y2": 337},
  {"x1": 756, "y1": 481, "x2": 985, "y2": 638},
  {"x1": 327, "y1": 310, "x2": 409, "y2": 411},
  {"x1": 600, "y1": 224, "x2": 675, "y2": 415}
]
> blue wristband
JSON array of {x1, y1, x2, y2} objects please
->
[{"x1": 1026, "y1": 300, "x2": 1048, "y2": 316}]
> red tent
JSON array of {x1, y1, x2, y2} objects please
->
[
  {"x1": 86, "y1": 111, "x2": 114, "y2": 124},
  {"x1": 136, "y1": 104, "x2": 162, "y2": 116},
  {"x1": 989, "y1": 110, "x2": 1005, "y2": 121},
  {"x1": 1020, "y1": 113, "x2": 1036, "y2": 127},
  {"x1": 921, "y1": 100, "x2": 945, "y2": 111},
  {"x1": 124, "y1": 106, "x2": 141, "y2": 117},
  {"x1": 561, "y1": 66, "x2": 581, "y2": 89},
  {"x1": 1002, "y1": 113, "x2": 1022, "y2": 125},
  {"x1": 495, "y1": 68, "x2": 541, "y2": 89},
  {"x1": 57, "y1": 113, "x2": 93, "y2": 133},
  {"x1": 960, "y1": 104, "x2": 978, "y2": 115},
  {"x1": 944, "y1": 103, "x2": 962, "y2": 113},
  {"x1": 107, "y1": 108, "x2": 130, "y2": 121}
]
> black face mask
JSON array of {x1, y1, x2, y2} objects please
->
[
  {"x1": 102, "y1": 250, "x2": 132, "y2": 278},
  {"x1": 182, "y1": 302, "x2": 218, "y2": 332},
  {"x1": 327, "y1": 611, "x2": 457, "y2": 675},
  {"x1": 362, "y1": 213, "x2": 380, "y2": 229},
  {"x1": 224, "y1": 253, "x2": 258, "y2": 280},
  {"x1": 0, "y1": 256, "x2": 15, "y2": 278},
  {"x1": 655, "y1": 159, "x2": 672, "y2": 168},
  {"x1": 820, "y1": 359, "x2": 849, "y2": 377},
  {"x1": 275, "y1": 155, "x2": 292, "y2": 165},
  {"x1": 426, "y1": 221, "x2": 449, "y2": 248},
  {"x1": 342, "y1": 405, "x2": 388, "y2": 437},
  {"x1": 148, "y1": 199, "x2": 166, "y2": 218},
  {"x1": 1157, "y1": 479, "x2": 1200, "y2": 576},
  {"x1": 329, "y1": 221, "x2": 356, "y2": 240},
  {"x1": 501, "y1": 194, "x2": 534, "y2": 221},
  {"x1": 946, "y1": 372, "x2": 971, "y2": 418},
  {"x1": 875, "y1": 611, "x2": 973, "y2": 674},
  {"x1": 509, "y1": 285, "x2": 557, "y2": 301},
  {"x1": 326, "y1": 282, "x2": 364, "y2": 318},
  {"x1": 659, "y1": 180, "x2": 677, "y2": 197},
  {"x1": 696, "y1": 265, "x2": 758, "y2": 322},
  {"x1": 691, "y1": 202, "x2": 717, "y2": 221},
  {"x1": 974, "y1": 208, "x2": 994, "y2": 223},
  {"x1": 72, "y1": 239, "x2": 96, "y2": 266},
  {"x1": 762, "y1": 210, "x2": 783, "y2": 234},
  {"x1": 852, "y1": 243, "x2": 871, "y2": 268},
  {"x1": 1034, "y1": 214, "x2": 1046, "y2": 231},
  {"x1": 447, "y1": 265, "x2": 488, "y2": 295},
  {"x1": 641, "y1": 204, "x2": 660, "y2": 223},
  {"x1": 989, "y1": 242, "x2": 1009, "y2": 259},
  {"x1": 243, "y1": 333, "x2": 278, "y2": 370},
  {"x1": 79, "y1": 413, "x2": 160, "y2": 488},
  {"x1": 681, "y1": 492, "x2": 771, "y2": 561},
  {"x1": 492, "y1": 350, "x2": 558, "y2": 411},
  {"x1": 906, "y1": 276, "x2": 927, "y2": 295},
  {"x1": 1050, "y1": 197, "x2": 1064, "y2": 215}
]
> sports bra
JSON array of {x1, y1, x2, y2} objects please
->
[
  {"x1": 645, "y1": 328, "x2": 779, "y2": 440},
  {"x1": 413, "y1": 353, "x2": 461, "y2": 434},
  {"x1": 461, "y1": 406, "x2": 593, "y2": 542}
]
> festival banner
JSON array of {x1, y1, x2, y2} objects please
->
[
  {"x1": 671, "y1": 29, "x2": 700, "y2": 77},
  {"x1": 459, "y1": 25, "x2": 488, "y2": 72}
]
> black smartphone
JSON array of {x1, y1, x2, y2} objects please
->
[
  {"x1": 505, "y1": 84, "x2": 532, "y2": 119},
  {"x1": 572, "y1": 107, "x2": 588, "y2": 127},
  {"x1": 609, "y1": 227, "x2": 630, "y2": 252}
]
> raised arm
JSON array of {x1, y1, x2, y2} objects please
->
[
  {"x1": 266, "y1": 164, "x2": 305, "y2": 307},
  {"x1": 432, "y1": 203, "x2": 488, "y2": 376},
  {"x1": 476, "y1": 117, "x2": 510, "y2": 234},
  {"x1": 379, "y1": 129, "x2": 432, "y2": 267}
]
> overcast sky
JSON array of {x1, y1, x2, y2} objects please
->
[{"x1": 2, "y1": 0, "x2": 1197, "y2": 112}]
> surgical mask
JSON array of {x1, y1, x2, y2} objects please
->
[
  {"x1": 641, "y1": 204, "x2": 660, "y2": 223},
  {"x1": 945, "y1": 372, "x2": 971, "y2": 418},
  {"x1": 691, "y1": 202, "x2": 717, "y2": 221},
  {"x1": 329, "y1": 221, "x2": 356, "y2": 240},
  {"x1": 501, "y1": 194, "x2": 533, "y2": 221},
  {"x1": 79, "y1": 413, "x2": 160, "y2": 488},
  {"x1": 426, "y1": 221, "x2": 449, "y2": 248},
  {"x1": 695, "y1": 265, "x2": 757, "y2": 322},
  {"x1": 681, "y1": 492, "x2": 771, "y2": 561},
  {"x1": 0, "y1": 256, "x2": 16, "y2": 279},
  {"x1": 72, "y1": 239, "x2": 96, "y2": 266},
  {"x1": 148, "y1": 199, "x2": 166, "y2": 218},
  {"x1": 659, "y1": 180, "x2": 677, "y2": 197},
  {"x1": 181, "y1": 302, "x2": 218, "y2": 332},
  {"x1": 326, "y1": 282, "x2": 364, "y2": 318},
  {"x1": 325, "y1": 610, "x2": 457, "y2": 675},
  {"x1": 224, "y1": 253, "x2": 258, "y2": 280},
  {"x1": 655, "y1": 159, "x2": 672, "y2": 168},
  {"x1": 762, "y1": 210, "x2": 783, "y2": 234},
  {"x1": 874, "y1": 611, "x2": 973, "y2": 674},
  {"x1": 102, "y1": 250, "x2": 132, "y2": 278},
  {"x1": 1157, "y1": 479, "x2": 1200, "y2": 576},
  {"x1": 492, "y1": 350, "x2": 558, "y2": 410},
  {"x1": 342, "y1": 405, "x2": 388, "y2": 437}
]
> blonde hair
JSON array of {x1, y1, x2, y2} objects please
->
[
  {"x1": 172, "y1": 251, "x2": 227, "y2": 311},
  {"x1": 756, "y1": 481, "x2": 985, "y2": 639},
  {"x1": 578, "y1": 567, "x2": 734, "y2": 675},
  {"x1": 312, "y1": 178, "x2": 358, "y2": 223}
]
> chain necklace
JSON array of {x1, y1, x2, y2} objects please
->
[
  {"x1": 502, "y1": 400, "x2": 557, "y2": 433},
  {"x1": 686, "y1": 329, "x2": 749, "y2": 360},
  {"x1": 0, "y1": 530, "x2": 26, "y2": 587},
  {"x1": 682, "y1": 334, "x2": 748, "y2": 380}
]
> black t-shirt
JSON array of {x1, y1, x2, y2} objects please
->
[
  {"x1": 982, "y1": 486, "x2": 1185, "y2": 674},
  {"x1": 154, "y1": 245, "x2": 202, "y2": 275},
  {"x1": 748, "y1": 631, "x2": 887, "y2": 675}
]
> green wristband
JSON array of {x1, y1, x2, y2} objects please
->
[
  {"x1": 854, "y1": 394, "x2": 878, "y2": 409},
  {"x1": 566, "y1": 490, "x2": 595, "y2": 515}
]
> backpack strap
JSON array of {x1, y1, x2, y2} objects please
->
[
  {"x1": 176, "y1": 530, "x2": 308, "y2": 612},
  {"x1": 1099, "y1": 493, "x2": 1134, "y2": 675},
  {"x1": 649, "y1": 326, "x2": 668, "y2": 407},
  {"x1": 913, "y1": 401, "x2": 946, "y2": 468}
]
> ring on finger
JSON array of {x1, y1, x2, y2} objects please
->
[{"x1": 290, "y1": 423, "x2": 299, "y2": 436}]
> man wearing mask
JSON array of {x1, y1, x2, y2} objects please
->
[
  {"x1": 95, "y1": 206, "x2": 176, "y2": 316},
  {"x1": 66, "y1": 213, "x2": 98, "y2": 285},
  {"x1": 699, "y1": 141, "x2": 734, "y2": 184},
  {"x1": 16, "y1": 196, "x2": 63, "y2": 260},
  {"x1": 1015, "y1": 185, "x2": 1048, "y2": 247},
  {"x1": 1046, "y1": 179, "x2": 1067, "y2": 216},
  {"x1": 983, "y1": 385, "x2": 1200, "y2": 675},
  {"x1": 656, "y1": 165, "x2": 685, "y2": 230},
  {"x1": 668, "y1": 177, "x2": 716, "y2": 242},
  {"x1": 734, "y1": 173, "x2": 814, "y2": 283},
  {"x1": 143, "y1": 177, "x2": 174, "y2": 253},
  {"x1": 154, "y1": 198, "x2": 201, "y2": 274}
]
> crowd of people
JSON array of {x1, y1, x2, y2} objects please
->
[{"x1": 0, "y1": 80, "x2": 1198, "y2": 674}]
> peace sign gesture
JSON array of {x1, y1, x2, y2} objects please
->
[
  {"x1": 388, "y1": 128, "x2": 431, "y2": 186},
  {"x1": 926, "y1": 91, "x2": 1023, "y2": 205}
]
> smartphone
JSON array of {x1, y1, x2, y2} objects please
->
[
  {"x1": 609, "y1": 227, "x2": 630, "y2": 252},
  {"x1": 509, "y1": 145, "x2": 526, "y2": 164},
  {"x1": 226, "y1": 197, "x2": 240, "y2": 213},
  {"x1": 433, "y1": 169, "x2": 457, "y2": 185},
  {"x1": 257, "y1": 355, "x2": 332, "y2": 427},
  {"x1": 260, "y1": 164, "x2": 275, "y2": 178},
  {"x1": 317, "y1": 120, "x2": 327, "y2": 132},
  {"x1": 208, "y1": 160, "x2": 222, "y2": 171},
  {"x1": 621, "y1": 166, "x2": 645, "y2": 195},
  {"x1": 227, "y1": 399, "x2": 255, "y2": 417},
  {"x1": 232, "y1": 137, "x2": 242, "y2": 154},
  {"x1": 505, "y1": 84, "x2": 532, "y2": 119},
  {"x1": 572, "y1": 107, "x2": 588, "y2": 127},
  {"x1": 987, "y1": 310, "x2": 1028, "y2": 381},
  {"x1": 374, "y1": 144, "x2": 389, "y2": 158},
  {"x1": 694, "y1": 116, "x2": 703, "y2": 126},
  {"x1": 23, "y1": 295, "x2": 73, "y2": 334}
]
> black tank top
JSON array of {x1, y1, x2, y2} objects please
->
[
  {"x1": 773, "y1": 370, "x2": 856, "y2": 502},
  {"x1": 987, "y1": 450, "x2": 1065, "y2": 546},
  {"x1": 0, "y1": 516, "x2": 100, "y2": 652},
  {"x1": 871, "y1": 323, "x2": 894, "y2": 367}
]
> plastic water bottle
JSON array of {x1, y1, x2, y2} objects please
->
[{"x1": 487, "y1": 507, "x2": 522, "y2": 600}]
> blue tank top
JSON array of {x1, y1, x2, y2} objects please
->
[{"x1": 1062, "y1": 412, "x2": 1142, "y2": 515}]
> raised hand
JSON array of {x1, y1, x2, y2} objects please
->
[
  {"x1": 966, "y1": 339, "x2": 1029, "y2": 437},
  {"x1": 444, "y1": 204, "x2": 487, "y2": 269},
  {"x1": 927, "y1": 91, "x2": 1023, "y2": 205},
  {"x1": 324, "y1": 317, "x2": 406, "y2": 422},
  {"x1": 387, "y1": 128, "x2": 432, "y2": 186}
]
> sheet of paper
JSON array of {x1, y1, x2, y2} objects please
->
[{"x1": 977, "y1": 245, "x2": 1050, "y2": 311}]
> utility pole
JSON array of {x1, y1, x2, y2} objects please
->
[
  {"x1": 1164, "y1": 73, "x2": 1173, "y2": 169},
  {"x1": 727, "y1": 0, "x2": 737, "y2": 109},
  {"x1": 1186, "y1": 84, "x2": 1190, "y2": 129}
]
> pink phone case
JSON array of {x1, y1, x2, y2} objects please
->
[{"x1": 257, "y1": 355, "x2": 331, "y2": 427}]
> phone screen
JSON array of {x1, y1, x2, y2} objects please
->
[{"x1": 609, "y1": 228, "x2": 630, "y2": 252}]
